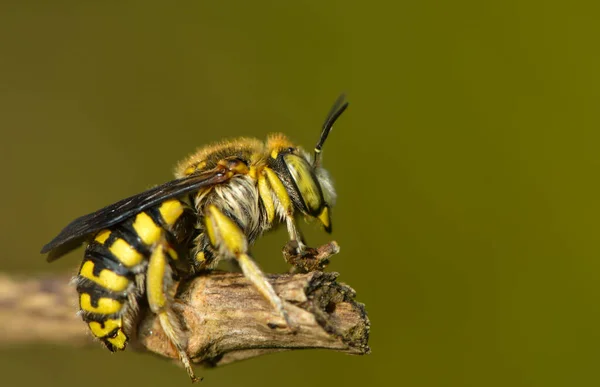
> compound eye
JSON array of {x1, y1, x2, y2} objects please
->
[{"x1": 283, "y1": 153, "x2": 323, "y2": 215}]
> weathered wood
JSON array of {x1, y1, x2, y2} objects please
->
[{"x1": 0, "y1": 271, "x2": 370, "y2": 368}]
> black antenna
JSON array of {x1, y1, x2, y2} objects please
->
[{"x1": 314, "y1": 93, "x2": 348, "y2": 166}]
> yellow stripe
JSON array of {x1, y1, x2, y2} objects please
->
[
  {"x1": 88, "y1": 319, "x2": 122, "y2": 338},
  {"x1": 264, "y1": 167, "x2": 292, "y2": 215},
  {"x1": 132, "y1": 212, "x2": 162, "y2": 245},
  {"x1": 258, "y1": 172, "x2": 275, "y2": 223},
  {"x1": 106, "y1": 330, "x2": 128, "y2": 350},
  {"x1": 94, "y1": 230, "x2": 111, "y2": 244},
  {"x1": 79, "y1": 261, "x2": 129, "y2": 292},
  {"x1": 109, "y1": 238, "x2": 143, "y2": 267},
  {"x1": 80, "y1": 293, "x2": 122, "y2": 315},
  {"x1": 159, "y1": 199, "x2": 184, "y2": 226}
]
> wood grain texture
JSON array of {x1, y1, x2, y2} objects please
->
[{"x1": 0, "y1": 271, "x2": 370, "y2": 367}]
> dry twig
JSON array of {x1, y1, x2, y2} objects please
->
[{"x1": 0, "y1": 270, "x2": 370, "y2": 367}]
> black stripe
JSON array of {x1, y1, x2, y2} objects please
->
[
  {"x1": 81, "y1": 310, "x2": 125, "y2": 323},
  {"x1": 93, "y1": 324, "x2": 121, "y2": 340},
  {"x1": 147, "y1": 206, "x2": 168, "y2": 228},
  {"x1": 144, "y1": 205, "x2": 194, "y2": 261},
  {"x1": 171, "y1": 206, "x2": 197, "y2": 246},
  {"x1": 85, "y1": 244, "x2": 135, "y2": 277},
  {"x1": 111, "y1": 222, "x2": 151, "y2": 257},
  {"x1": 163, "y1": 229, "x2": 188, "y2": 261},
  {"x1": 75, "y1": 276, "x2": 130, "y2": 298},
  {"x1": 76, "y1": 279, "x2": 128, "y2": 308}
]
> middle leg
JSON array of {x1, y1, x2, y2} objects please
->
[{"x1": 203, "y1": 204, "x2": 293, "y2": 328}]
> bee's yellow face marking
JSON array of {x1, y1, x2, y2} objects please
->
[
  {"x1": 94, "y1": 230, "x2": 111, "y2": 244},
  {"x1": 80, "y1": 261, "x2": 129, "y2": 292},
  {"x1": 318, "y1": 206, "x2": 331, "y2": 232},
  {"x1": 132, "y1": 212, "x2": 161, "y2": 245},
  {"x1": 109, "y1": 238, "x2": 143, "y2": 267},
  {"x1": 79, "y1": 294, "x2": 122, "y2": 315},
  {"x1": 195, "y1": 251, "x2": 206, "y2": 264},
  {"x1": 158, "y1": 199, "x2": 183, "y2": 226}
]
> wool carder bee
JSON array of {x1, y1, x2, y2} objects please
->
[{"x1": 41, "y1": 95, "x2": 348, "y2": 382}]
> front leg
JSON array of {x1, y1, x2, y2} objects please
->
[
  {"x1": 282, "y1": 214, "x2": 340, "y2": 273},
  {"x1": 258, "y1": 166, "x2": 338, "y2": 273}
]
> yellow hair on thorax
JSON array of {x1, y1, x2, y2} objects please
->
[
  {"x1": 174, "y1": 137, "x2": 265, "y2": 178},
  {"x1": 266, "y1": 133, "x2": 295, "y2": 159}
]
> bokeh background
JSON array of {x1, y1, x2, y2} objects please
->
[{"x1": 1, "y1": 1, "x2": 599, "y2": 386}]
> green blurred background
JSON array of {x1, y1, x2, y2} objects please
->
[{"x1": 1, "y1": 1, "x2": 599, "y2": 386}]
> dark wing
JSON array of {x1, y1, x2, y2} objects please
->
[{"x1": 41, "y1": 169, "x2": 230, "y2": 261}]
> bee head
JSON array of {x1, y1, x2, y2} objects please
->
[{"x1": 266, "y1": 95, "x2": 348, "y2": 233}]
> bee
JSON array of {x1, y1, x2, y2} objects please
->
[{"x1": 41, "y1": 94, "x2": 348, "y2": 382}]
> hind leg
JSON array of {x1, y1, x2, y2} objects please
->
[
  {"x1": 146, "y1": 236, "x2": 200, "y2": 382},
  {"x1": 204, "y1": 204, "x2": 293, "y2": 328}
]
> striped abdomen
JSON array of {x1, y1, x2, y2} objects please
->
[{"x1": 75, "y1": 199, "x2": 194, "y2": 351}]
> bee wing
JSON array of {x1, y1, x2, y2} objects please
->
[{"x1": 41, "y1": 169, "x2": 230, "y2": 261}]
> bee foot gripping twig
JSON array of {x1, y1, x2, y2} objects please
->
[{"x1": 283, "y1": 240, "x2": 340, "y2": 273}]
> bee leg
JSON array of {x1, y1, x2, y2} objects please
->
[
  {"x1": 204, "y1": 204, "x2": 294, "y2": 330},
  {"x1": 146, "y1": 237, "x2": 200, "y2": 383},
  {"x1": 280, "y1": 216, "x2": 308, "y2": 254},
  {"x1": 260, "y1": 166, "x2": 320, "y2": 267},
  {"x1": 260, "y1": 167, "x2": 305, "y2": 250}
]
